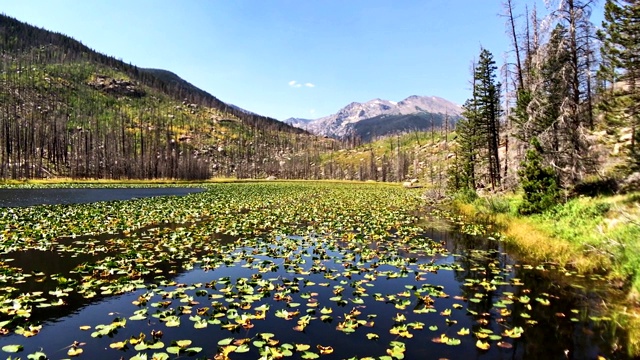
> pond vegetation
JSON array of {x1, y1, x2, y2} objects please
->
[{"x1": 0, "y1": 182, "x2": 631, "y2": 359}]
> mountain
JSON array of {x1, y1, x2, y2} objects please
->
[
  {"x1": 284, "y1": 96, "x2": 462, "y2": 141},
  {"x1": 0, "y1": 14, "x2": 316, "y2": 180},
  {"x1": 0, "y1": 13, "x2": 460, "y2": 183}
]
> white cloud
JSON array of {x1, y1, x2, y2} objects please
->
[
  {"x1": 289, "y1": 80, "x2": 314, "y2": 88},
  {"x1": 309, "y1": 109, "x2": 316, "y2": 115}
]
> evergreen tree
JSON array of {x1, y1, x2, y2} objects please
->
[
  {"x1": 473, "y1": 49, "x2": 503, "y2": 190},
  {"x1": 453, "y1": 99, "x2": 482, "y2": 191},
  {"x1": 598, "y1": 0, "x2": 640, "y2": 170},
  {"x1": 518, "y1": 138, "x2": 560, "y2": 215},
  {"x1": 450, "y1": 49, "x2": 502, "y2": 192}
]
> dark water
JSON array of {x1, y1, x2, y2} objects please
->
[
  {"x1": 0, "y1": 187, "x2": 205, "y2": 207},
  {"x1": 0, "y1": 227, "x2": 626, "y2": 360}
]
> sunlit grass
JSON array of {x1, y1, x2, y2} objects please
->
[
  {"x1": 453, "y1": 191, "x2": 640, "y2": 294},
  {"x1": 452, "y1": 190, "x2": 640, "y2": 356}
]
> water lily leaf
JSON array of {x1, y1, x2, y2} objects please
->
[
  {"x1": 301, "y1": 352, "x2": 320, "y2": 359},
  {"x1": 194, "y1": 320, "x2": 207, "y2": 329},
  {"x1": 110, "y1": 341, "x2": 128, "y2": 350},
  {"x1": 295, "y1": 344, "x2": 311, "y2": 352},
  {"x1": 317, "y1": 345, "x2": 333, "y2": 354},
  {"x1": 235, "y1": 344, "x2": 250, "y2": 353},
  {"x1": 175, "y1": 340, "x2": 192, "y2": 348},
  {"x1": 166, "y1": 346, "x2": 180, "y2": 355},
  {"x1": 366, "y1": 333, "x2": 379, "y2": 340},
  {"x1": 218, "y1": 338, "x2": 234, "y2": 346},
  {"x1": 26, "y1": 351, "x2": 47, "y2": 360},
  {"x1": 445, "y1": 337, "x2": 461, "y2": 346},
  {"x1": 2, "y1": 344, "x2": 23, "y2": 353},
  {"x1": 133, "y1": 342, "x2": 149, "y2": 351},
  {"x1": 165, "y1": 317, "x2": 180, "y2": 327},
  {"x1": 68, "y1": 347, "x2": 83, "y2": 357},
  {"x1": 476, "y1": 340, "x2": 490, "y2": 350},
  {"x1": 146, "y1": 341, "x2": 164, "y2": 350},
  {"x1": 129, "y1": 313, "x2": 147, "y2": 321}
]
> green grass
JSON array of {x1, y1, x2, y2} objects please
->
[
  {"x1": 452, "y1": 190, "x2": 640, "y2": 356},
  {"x1": 454, "y1": 192, "x2": 640, "y2": 295}
]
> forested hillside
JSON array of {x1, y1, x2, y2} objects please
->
[
  {"x1": 0, "y1": 15, "x2": 329, "y2": 180},
  {"x1": 448, "y1": 0, "x2": 639, "y2": 203}
]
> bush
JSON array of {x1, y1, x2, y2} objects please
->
[
  {"x1": 518, "y1": 138, "x2": 561, "y2": 215},
  {"x1": 483, "y1": 196, "x2": 513, "y2": 214},
  {"x1": 453, "y1": 188, "x2": 478, "y2": 203},
  {"x1": 572, "y1": 176, "x2": 619, "y2": 197}
]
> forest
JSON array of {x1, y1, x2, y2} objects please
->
[
  {"x1": 450, "y1": 0, "x2": 639, "y2": 208},
  {"x1": 0, "y1": 14, "x2": 428, "y2": 182}
]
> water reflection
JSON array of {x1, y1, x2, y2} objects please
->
[
  {"x1": 0, "y1": 187, "x2": 205, "y2": 207},
  {"x1": 428, "y1": 227, "x2": 623, "y2": 359},
  {"x1": 0, "y1": 225, "x2": 629, "y2": 359}
]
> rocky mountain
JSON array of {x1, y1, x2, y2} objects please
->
[{"x1": 284, "y1": 95, "x2": 462, "y2": 141}]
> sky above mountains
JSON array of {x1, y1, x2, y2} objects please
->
[{"x1": 2, "y1": 0, "x2": 604, "y2": 120}]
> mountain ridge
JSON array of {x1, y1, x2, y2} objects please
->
[{"x1": 284, "y1": 95, "x2": 462, "y2": 140}]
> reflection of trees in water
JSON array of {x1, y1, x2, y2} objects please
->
[{"x1": 425, "y1": 226, "x2": 626, "y2": 359}]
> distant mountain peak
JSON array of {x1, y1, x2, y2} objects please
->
[{"x1": 284, "y1": 95, "x2": 461, "y2": 141}]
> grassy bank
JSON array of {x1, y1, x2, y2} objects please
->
[
  {"x1": 450, "y1": 191, "x2": 640, "y2": 355},
  {"x1": 451, "y1": 192, "x2": 640, "y2": 298}
]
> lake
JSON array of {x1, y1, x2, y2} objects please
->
[{"x1": 0, "y1": 183, "x2": 629, "y2": 359}]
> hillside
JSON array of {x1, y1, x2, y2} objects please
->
[
  {"x1": 0, "y1": 14, "x2": 322, "y2": 180},
  {"x1": 285, "y1": 95, "x2": 462, "y2": 141}
]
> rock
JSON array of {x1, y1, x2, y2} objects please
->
[
  {"x1": 612, "y1": 143, "x2": 622, "y2": 155},
  {"x1": 88, "y1": 75, "x2": 145, "y2": 98},
  {"x1": 266, "y1": 175, "x2": 277, "y2": 181},
  {"x1": 403, "y1": 181, "x2": 413, "y2": 188},
  {"x1": 620, "y1": 133, "x2": 633, "y2": 143},
  {"x1": 620, "y1": 172, "x2": 640, "y2": 193}
]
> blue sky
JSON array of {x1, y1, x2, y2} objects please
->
[{"x1": 1, "y1": 1, "x2": 604, "y2": 120}]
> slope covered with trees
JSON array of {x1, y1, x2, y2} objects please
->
[
  {"x1": 0, "y1": 14, "x2": 321, "y2": 180},
  {"x1": 448, "y1": 0, "x2": 639, "y2": 204}
]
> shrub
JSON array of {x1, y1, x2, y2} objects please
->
[
  {"x1": 453, "y1": 188, "x2": 478, "y2": 203},
  {"x1": 483, "y1": 196, "x2": 513, "y2": 214},
  {"x1": 572, "y1": 176, "x2": 619, "y2": 197}
]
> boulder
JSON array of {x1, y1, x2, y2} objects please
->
[{"x1": 620, "y1": 172, "x2": 640, "y2": 193}]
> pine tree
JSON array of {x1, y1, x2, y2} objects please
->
[
  {"x1": 598, "y1": 0, "x2": 640, "y2": 170},
  {"x1": 473, "y1": 49, "x2": 503, "y2": 190},
  {"x1": 450, "y1": 49, "x2": 502, "y2": 192},
  {"x1": 454, "y1": 99, "x2": 482, "y2": 191},
  {"x1": 518, "y1": 138, "x2": 560, "y2": 215}
]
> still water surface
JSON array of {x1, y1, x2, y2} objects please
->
[
  {"x1": 0, "y1": 187, "x2": 205, "y2": 207},
  {"x1": 0, "y1": 226, "x2": 625, "y2": 360}
]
